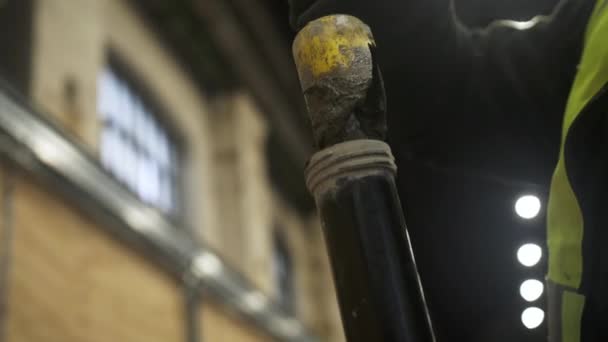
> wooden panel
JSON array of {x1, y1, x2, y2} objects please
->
[
  {"x1": 6, "y1": 176, "x2": 184, "y2": 342},
  {"x1": 201, "y1": 302, "x2": 272, "y2": 342}
]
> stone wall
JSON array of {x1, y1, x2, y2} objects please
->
[{"x1": 7, "y1": 0, "x2": 346, "y2": 340}]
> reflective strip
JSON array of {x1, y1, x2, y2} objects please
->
[
  {"x1": 547, "y1": 279, "x2": 586, "y2": 342},
  {"x1": 548, "y1": 2, "x2": 608, "y2": 338},
  {"x1": 547, "y1": 0, "x2": 608, "y2": 288},
  {"x1": 548, "y1": 280, "x2": 565, "y2": 342},
  {"x1": 590, "y1": 0, "x2": 608, "y2": 32},
  {"x1": 562, "y1": 291, "x2": 585, "y2": 342},
  {"x1": 547, "y1": 280, "x2": 564, "y2": 342}
]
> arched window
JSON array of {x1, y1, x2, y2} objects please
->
[{"x1": 97, "y1": 66, "x2": 180, "y2": 215}]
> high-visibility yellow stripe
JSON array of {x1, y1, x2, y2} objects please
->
[
  {"x1": 547, "y1": 0, "x2": 608, "y2": 289},
  {"x1": 562, "y1": 291, "x2": 585, "y2": 342}
]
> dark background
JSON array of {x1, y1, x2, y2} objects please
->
[
  {"x1": 262, "y1": 0, "x2": 561, "y2": 340},
  {"x1": 396, "y1": 2, "x2": 558, "y2": 341}
]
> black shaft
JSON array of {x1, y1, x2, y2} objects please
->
[
  {"x1": 315, "y1": 169, "x2": 435, "y2": 342},
  {"x1": 293, "y1": 15, "x2": 435, "y2": 341}
]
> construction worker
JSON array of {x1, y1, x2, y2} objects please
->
[{"x1": 288, "y1": 0, "x2": 607, "y2": 341}]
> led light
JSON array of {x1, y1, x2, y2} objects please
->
[
  {"x1": 521, "y1": 307, "x2": 545, "y2": 329},
  {"x1": 517, "y1": 243, "x2": 542, "y2": 267},
  {"x1": 515, "y1": 195, "x2": 541, "y2": 219},
  {"x1": 520, "y1": 279, "x2": 544, "y2": 302}
]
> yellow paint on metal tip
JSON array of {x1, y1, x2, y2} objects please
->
[{"x1": 293, "y1": 15, "x2": 374, "y2": 78}]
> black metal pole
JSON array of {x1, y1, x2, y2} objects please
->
[
  {"x1": 293, "y1": 15, "x2": 436, "y2": 342},
  {"x1": 306, "y1": 140, "x2": 435, "y2": 342}
]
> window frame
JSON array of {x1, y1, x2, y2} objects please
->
[{"x1": 96, "y1": 53, "x2": 186, "y2": 223}]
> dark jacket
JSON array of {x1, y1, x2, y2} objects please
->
[{"x1": 290, "y1": 0, "x2": 595, "y2": 183}]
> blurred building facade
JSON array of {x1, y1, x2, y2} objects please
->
[{"x1": 0, "y1": 0, "x2": 344, "y2": 341}]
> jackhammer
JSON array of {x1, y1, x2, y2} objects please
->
[{"x1": 292, "y1": 15, "x2": 437, "y2": 342}]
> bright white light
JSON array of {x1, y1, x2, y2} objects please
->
[
  {"x1": 192, "y1": 252, "x2": 222, "y2": 278},
  {"x1": 122, "y1": 206, "x2": 162, "y2": 234},
  {"x1": 517, "y1": 243, "x2": 542, "y2": 267},
  {"x1": 521, "y1": 307, "x2": 545, "y2": 329},
  {"x1": 497, "y1": 17, "x2": 545, "y2": 31},
  {"x1": 515, "y1": 195, "x2": 541, "y2": 219},
  {"x1": 520, "y1": 279, "x2": 544, "y2": 302},
  {"x1": 242, "y1": 291, "x2": 267, "y2": 313},
  {"x1": 510, "y1": 20, "x2": 538, "y2": 30},
  {"x1": 33, "y1": 139, "x2": 64, "y2": 165}
]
